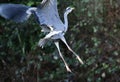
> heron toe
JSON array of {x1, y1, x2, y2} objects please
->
[{"x1": 38, "y1": 39, "x2": 46, "y2": 48}]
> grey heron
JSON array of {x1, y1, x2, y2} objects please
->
[{"x1": 0, "y1": 0, "x2": 83, "y2": 72}]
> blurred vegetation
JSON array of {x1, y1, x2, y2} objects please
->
[{"x1": 0, "y1": 0, "x2": 120, "y2": 82}]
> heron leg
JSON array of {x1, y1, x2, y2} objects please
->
[
  {"x1": 60, "y1": 36, "x2": 84, "y2": 64},
  {"x1": 54, "y1": 41, "x2": 72, "y2": 72},
  {"x1": 38, "y1": 31, "x2": 62, "y2": 48},
  {"x1": 38, "y1": 32, "x2": 54, "y2": 48}
]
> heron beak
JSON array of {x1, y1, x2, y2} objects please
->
[{"x1": 72, "y1": 7, "x2": 75, "y2": 10}]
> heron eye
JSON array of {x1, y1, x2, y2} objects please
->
[{"x1": 66, "y1": 7, "x2": 71, "y2": 10}]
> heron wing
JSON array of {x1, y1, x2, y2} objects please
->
[
  {"x1": 36, "y1": 0, "x2": 65, "y2": 31},
  {"x1": 0, "y1": 4, "x2": 31, "y2": 22}
]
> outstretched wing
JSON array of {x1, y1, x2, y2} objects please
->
[
  {"x1": 0, "y1": 4, "x2": 30, "y2": 22},
  {"x1": 36, "y1": 0, "x2": 65, "y2": 31}
]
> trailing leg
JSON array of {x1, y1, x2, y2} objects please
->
[{"x1": 54, "y1": 41, "x2": 72, "y2": 72}]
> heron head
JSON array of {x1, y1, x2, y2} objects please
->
[{"x1": 65, "y1": 7, "x2": 75, "y2": 15}]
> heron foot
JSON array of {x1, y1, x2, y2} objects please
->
[
  {"x1": 76, "y1": 55, "x2": 84, "y2": 64},
  {"x1": 38, "y1": 39, "x2": 46, "y2": 48},
  {"x1": 65, "y1": 63, "x2": 72, "y2": 72}
]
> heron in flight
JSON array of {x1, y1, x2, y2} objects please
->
[{"x1": 0, "y1": 0, "x2": 83, "y2": 72}]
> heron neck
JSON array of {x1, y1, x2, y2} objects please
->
[{"x1": 64, "y1": 13, "x2": 68, "y2": 31}]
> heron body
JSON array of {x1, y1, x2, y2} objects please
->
[{"x1": 0, "y1": 0, "x2": 83, "y2": 72}]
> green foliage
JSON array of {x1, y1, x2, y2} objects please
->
[{"x1": 0, "y1": 0, "x2": 120, "y2": 82}]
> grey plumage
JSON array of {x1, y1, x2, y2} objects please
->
[
  {"x1": 0, "y1": 4, "x2": 30, "y2": 22},
  {"x1": 36, "y1": 0, "x2": 65, "y2": 32},
  {"x1": 0, "y1": 0, "x2": 84, "y2": 72}
]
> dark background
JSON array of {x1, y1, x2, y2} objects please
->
[{"x1": 0, "y1": 0, "x2": 120, "y2": 82}]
